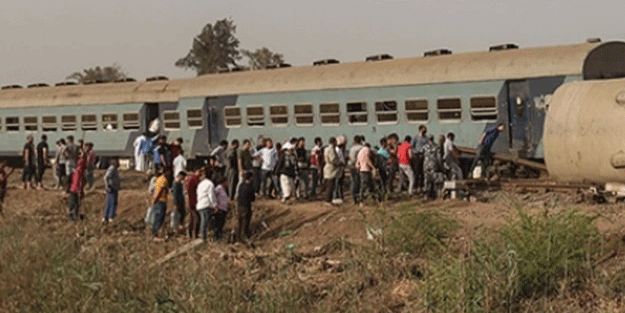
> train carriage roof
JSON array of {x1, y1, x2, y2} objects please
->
[{"x1": 1, "y1": 41, "x2": 624, "y2": 108}]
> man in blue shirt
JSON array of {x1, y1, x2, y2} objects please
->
[{"x1": 470, "y1": 123, "x2": 505, "y2": 176}]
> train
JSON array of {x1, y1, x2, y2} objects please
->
[{"x1": 1, "y1": 39, "x2": 624, "y2": 175}]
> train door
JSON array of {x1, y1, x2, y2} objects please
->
[
  {"x1": 143, "y1": 103, "x2": 160, "y2": 133},
  {"x1": 507, "y1": 80, "x2": 530, "y2": 157}
]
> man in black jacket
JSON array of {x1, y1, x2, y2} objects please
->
[{"x1": 237, "y1": 171, "x2": 256, "y2": 242}]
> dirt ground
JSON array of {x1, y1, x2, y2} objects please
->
[{"x1": 3, "y1": 168, "x2": 625, "y2": 312}]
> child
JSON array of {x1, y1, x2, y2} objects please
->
[
  {"x1": 0, "y1": 160, "x2": 15, "y2": 214},
  {"x1": 236, "y1": 171, "x2": 255, "y2": 242},
  {"x1": 103, "y1": 159, "x2": 120, "y2": 223},
  {"x1": 171, "y1": 171, "x2": 187, "y2": 235},
  {"x1": 68, "y1": 152, "x2": 87, "y2": 221},
  {"x1": 212, "y1": 177, "x2": 229, "y2": 241}
]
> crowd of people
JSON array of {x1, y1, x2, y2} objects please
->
[
  {"x1": 133, "y1": 123, "x2": 504, "y2": 242},
  {"x1": 0, "y1": 123, "x2": 505, "y2": 243}
]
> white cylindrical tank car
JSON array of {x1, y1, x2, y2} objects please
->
[{"x1": 544, "y1": 78, "x2": 625, "y2": 186}]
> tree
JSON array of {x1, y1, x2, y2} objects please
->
[
  {"x1": 66, "y1": 64, "x2": 127, "y2": 83},
  {"x1": 241, "y1": 47, "x2": 285, "y2": 70},
  {"x1": 175, "y1": 18, "x2": 241, "y2": 75}
]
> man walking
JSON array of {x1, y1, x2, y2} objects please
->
[{"x1": 35, "y1": 135, "x2": 49, "y2": 190}]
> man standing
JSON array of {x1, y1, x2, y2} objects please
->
[
  {"x1": 397, "y1": 135, "x2": 415, "y2": 195},
  {"x1": 275, "y1": 143, "x2": 297, "y2": 203},
  {"x1": 64, "y1": 135, "x2": 80, "y2": 181},
  {"x1": 35, "y1": 135, "x2": 49, "y2": 190},
  {"x1": 153, "y1": 135, "x2": 170, "y2": 170},
  {"x1": 151, "y1": 167, "x2": 169, "y2": 240},
  {"x1": 386, "y1": 133, "x2": 399, "y2": 192},
  {"x1": 310, "y1": 137, "x2": 323, "y2": 198},
  {"x1": 411, "y1": 125, "x2": 427, "y2": 192},
  {"x1": 133, "y1": 133, "x2": 148, "y2": 172},
  {"x1": 236, "y1": 171, "x2": 255, "y2": 242},
  {"x1": 237, "y1": 140, "x2": 254, "y2": 196},
  {"x1": 348, "y1": 136, "x2": 363, "y2": 204},
  {"x1": 225, "y1": 140, "x2": 239, "y2": 200},
  {"x1": 84, "y1": 143, "x2": 96, "y2": 190},
  {"x1": 186, "y1": 165, "x2": 202, "y2": 239},
  {"x1": 443, "y1": 133, "x2": 463, "y2": 180},
  {"x1": 211, "y1": 140, "x2": 228, "y2": 177},
  {"x1": 295, "y1": 137, "x2": 310, "y2": 200},
  {"x1": 102, "y1": 159, "x2": 120, "y2": 223},
  {"x1": 173, "y1": 149, "x2": 187, "y2": 179},
  {"x1": 68, "y1": 151, "x2": 87, "y2": 221},
  {"x1": 196, "y1": 168, "x2": 216, "y2": 241},
  {"x1": 255, "y1": 138, "x2": 278, "y2": 197},
  {"x1": 22, "y1": 135, "x2": 36, "y2": 190},
  {"x1": 323, "y1": 137, "x2": 340, "y2": 205},
  {"x1": 421, "y1": 135, "x2": 446, "y2": 199},
  {"x1": 333, "y1": 136, "x2": 347, "y2": 203},
  {"x1": 470, "y1": 123, "x2": 505, "y2": 176},
  {"x1": 356, "y1": 142, "x2": 376, "y2": 205}
]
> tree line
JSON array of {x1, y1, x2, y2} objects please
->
[{"x1": 67, "y1": 18, "x2": 285, "y2": 83}]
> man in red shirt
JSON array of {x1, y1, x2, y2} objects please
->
[
  {"x1": 397, "y1": 135, "x2": 415, "y2": 195},
  {"x1": 186, "y1": 165, "x2": 202, "y2": 239},
  {"x1": 68, "y1": 152, "x2": 87, "y2": 221}
]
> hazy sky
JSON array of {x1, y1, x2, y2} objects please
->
[{"x1": 1, "y1": 0, "x2": 623, "y2": 87}]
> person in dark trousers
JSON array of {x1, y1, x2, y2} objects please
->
[
  {"x1": 212, "y1": 177, "x2": 229, "y2": 240},
  {"x1": 0, "y1": 160, "x2": 15, "y2": 214},
  {"x1": 411, "y1": 125, "x2": 427, "y2": 192},
  {"x1": 84, "y1": 142, "x2": 96, "y2": 190},
  {"x1": 226, "y1": 140, "x2": 239, "y2": 200},
  {"x1": 35, "y1": 135, "x2": 49, "y2": 190},
  {"x1": 196, "y1": 168, "x2": 216, "y2": 241},
  {"x1": 102, "y1": 159, "x2": 120, "y2": 223},
  {"x1": 186, "y1": 166, "x2": 202, "y2": 239},
  {"x1": 22, "y1": 135, "x2": 36, "y2": 190},
  {"x1": 68, "y1": 151, "x2": 87, "y2": 221},
  {"x1": 172, "y1": 170, "x2": 187, "y2": 234},
  {"x1": 236, "y1": 171, "x2": 255, "y2": 242},
  {"x1": 151, "y1": 167, "x2": 169, "y2": 240},
  {"x1": 470, "y1": 123, "x2": 505, "y2": 176}
]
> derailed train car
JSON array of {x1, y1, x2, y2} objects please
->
[{"x1": 0, "y1": 40, "x2": 624, "y2": 162}]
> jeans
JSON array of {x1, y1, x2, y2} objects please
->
[
  {"x1": 68, "y1": 192, "x2": 80, "y2": 220},
  {"x1": 260, "y1": 169, "x2": 279, "y2": 196},
  {"x1": 226, "y1": 168, "x2": 239, "y2": 200},
  {"x1": 103, "y1": 189, "x2": 118, "y2": 220},
  {"x1": 470, "y1": 145, "x2": 492, "y2": 176},
  {"x1": 349, "y1": 168, "x2": 361, "y2": 203},
  {"x1": 198, "y1": 208, "x2": 211, "y2": 240},
  {"x1": 359, "y1": 171, "x2": 375, "y2": 202},
  {"x1": 311, "y1": 168, "x2": 320, "y2": 196},
  {"x1": 188, "y1": 206, "x2": 199, "y2": 239},
  {"x1": 86, "y1": 166, "x2": 95, "y2": 189},
  {"x1": 398, "y1": 164, "x2": 415, "y2": 194},
  {"x1": 152, "y1": 202, "x2": 167, "y2": 236},
  {"x1": 296, "y1": 169, "x2": 310, "y2": 199}
]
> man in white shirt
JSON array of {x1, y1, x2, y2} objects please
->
[
  {"x1": 254, "y1": 138, "x2": 279, "y2": 197},
  {"x1": 443, "y1": 132, "x2": 463, "y2": 180},
  {"x1": 173, "y1": 150, "x2": 187, "y2": 177},
  {"x1": 196, "y1": 168, "x2": 217, "y2": 241},
  {"x1": 211, "y1": 140, "x2": 228, "y2": 177}
]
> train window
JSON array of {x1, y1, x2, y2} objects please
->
[
  {"x1": 81, "y1": 114, "x2": 97, "y2": 131},
  {"x1": 224, "y1": 107, "x2": 241, "y2": 127},
  {"x1": 102, "y1": 113, "x2": 118, "y2": 130},
  {"x1": 246, "y1": 106, "x2": 265, "y2": 127},
  {"x1": 294, "y1": 104, "x2": 314, "y2": 126},
  {"x1": 187, "y1": 109, "x2": 203, "y2": 128},
  {"x1": 437, "y1": 98, "x2": 462, "y2": 121},
  {"x1": 23, "y1": 116, "x2": 38, "y2": 131},
  {"x1": 123, "y1": 113, "x2": 140, "y2": 130},
  {"x1": 162, "y1": 111, "x2": 180, "y2": 130},
  {"x1": 346, "y1": 102, "x2": 368, "y2": 125},
  {"x1": 61, "y1": 115, "x2": 77, "y2": 131},
  {"x1": 320, "y1": 103, "x2": 340, "y2": 125},
  {"x1": 269, "y1": 105, "x2": 288, "y2": 126},
  {"x1": 42, "y1": 116, "x2": 57, "y2": 132},
  {"x1": 405, "y1": 99, "x2": 429, "y2": 122},
  {"x1": 375, "y1": 100, "x2": 398, "y2": 124},
  {"x1": 6, "y1": 117, "x2": 19, "y2": 132},
  {"x1": 470, "y1": 96, "x2": 498, "y2": 121}
]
